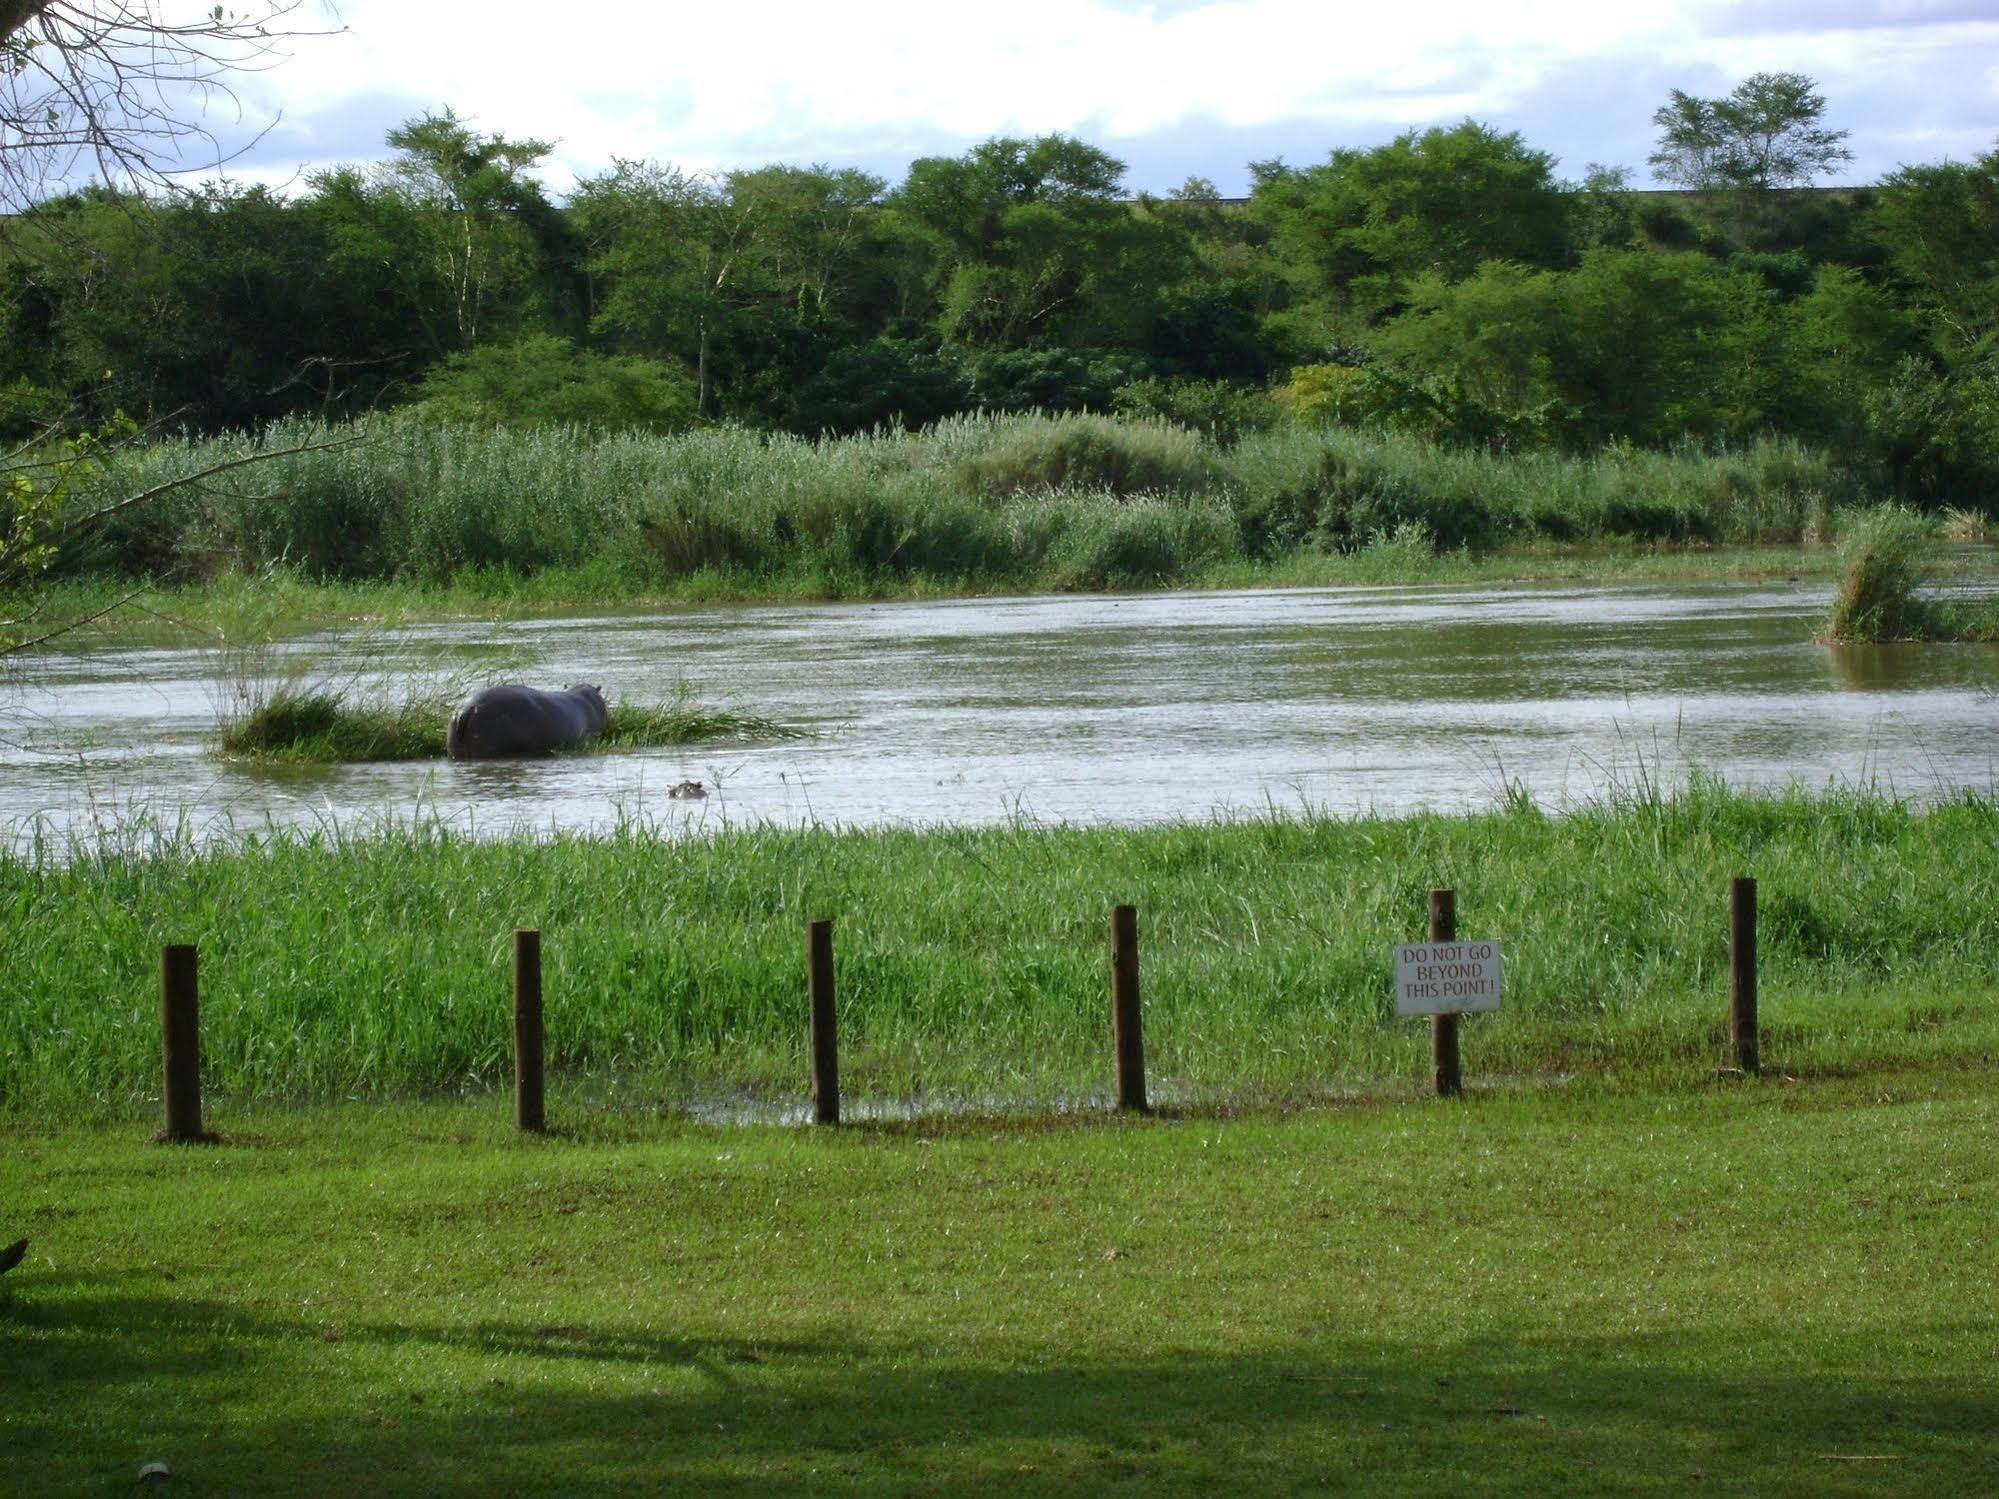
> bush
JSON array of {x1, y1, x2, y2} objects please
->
[
  {"x1": 1111, "y1": 377, "x2": 1278, "y2": 445},
  {"x1": 783, "y1": 338, "x2": 970, "y2": 437},
  {"x1": 1225, "y1": 428, "x2": 1504, "y2": 553},
  {"x1": 1863, "y1": 358, "x2": 1999, "y2": 511},
  {"x1": 1273, "y1": 364, "x2": 1381, "y2": 427},
  {"x1": 962, "y1": 348, "x2": 1116, "y2": 414},
  {"x1": 403, "y1": 336, "x2": 699, "y2": 434},
  {"x1": 1028, "y1": 494, "x2": 1241, "y2": 589},
  {"x1": 956, "y1": 413, "x2": 1219, "y2": 498}
]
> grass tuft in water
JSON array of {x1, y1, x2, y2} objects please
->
[
  {"x1": 1821, "y1": 505, "x2": 1999, "y2": 643},
  {"x1": 218, "y1": 681, "x2": 796, "y2": 762},
  {"x1": 219, "y1": 687, "x2": 449, "y2": 761},
  {"x1": 599, "y1": 685, "x2": 803, "y2": 749},
  {"x1": 1822, "y1": 507, "x2": 1941, "y2": 642}
]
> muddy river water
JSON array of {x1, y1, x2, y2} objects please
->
[{"x1": 3, "y1": 579, "x2": 1995, "y2": 846}]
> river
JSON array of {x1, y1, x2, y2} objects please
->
[{"x1": 3, "y1": 579, "x2": 1995, "y2": 846}]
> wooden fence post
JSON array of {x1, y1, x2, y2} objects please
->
[
  {"x1": 160, "y1": 944, "x2": 204, "y2": 1142},
  {"x1": 514, "y1": 929, "x2": 545, "y2": 1133},
  {"x1": 1429, "y1": 890, "x2": 1461, "y2": 1099},
  {"x1": 1730, "y1": 877, "x2": 1759, "y2": 1075},
  {"x1": 1111, "y1": 904, "x2": 1148, "y2": 1114},
  {"x1": 808, "y1": 919, "x2": 839, "y2": 1125}
]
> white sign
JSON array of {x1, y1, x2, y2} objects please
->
[{"x1": 1394, "y1": 940, "x2": 1503, "y2": 1016}]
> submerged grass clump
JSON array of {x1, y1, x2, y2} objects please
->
[
  {"x1": 1822, "y1": 506, "x2": 1942, "y2": 642},
  {"x1": 600, "y1": 686, "x2": 802, "y2": 749},
  {"x1": 2, "y1": 781, "x2": 1994, "y2": 1116},
  {"x1": 1822, "y1": 505, "x2": 1999, "y2": 642},
  {"x1": 219, "y1": 681, "x2": 797, "y2": 762},
  {"x1": 218, "y1": 688, "x2": 448, "y2": 760}
]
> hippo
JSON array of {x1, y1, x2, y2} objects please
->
[{"x1": 446, "y1": 684, "x2": 610, "y2": 761}]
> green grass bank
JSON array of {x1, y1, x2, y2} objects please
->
[
  {"x1": 4, "y1": 783, "x2": 1993, "y2": 1117},
  {"x1": 59, "y1": 415, "x2": 1892, "y2": 600},
  {"x1": 2, "y1": 1073, "x2": 1993, "y2": 1494}
]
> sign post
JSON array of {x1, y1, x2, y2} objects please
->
[{"x1": 1394, "y1": 889, "x2": 1501, "y2": 1097}]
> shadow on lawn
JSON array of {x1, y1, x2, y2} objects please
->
[{"x1": 4, "y1": 1276, "x2": 1995, "y2": 1495}]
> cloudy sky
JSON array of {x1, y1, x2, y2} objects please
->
[{"x1": 217, "y1": 0, "x2": 1998, "y2": 195}]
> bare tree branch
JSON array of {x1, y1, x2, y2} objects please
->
[
  {"x1": 2, "y1": 2, "x2": 340, "y2": 209},
  {"x1": 0, "y1": 5, "x2": 346, "y2": 662},
  {"x1": 48, "y1": 430, "x2": 364, "y2": 544},
  {"x1": 0, "y1": 582, "x2": 141, "y2": 654}
]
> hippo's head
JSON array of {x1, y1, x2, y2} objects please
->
[{"x1": 566, "y1": 683, "x2": 610, "y2": 732}]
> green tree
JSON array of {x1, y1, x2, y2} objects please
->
[
  {"x1": 1379, "y1": 250, "x2": 1775, "y2": 446},
  {"x1": 1571, "y1": 164, "x2": 1637, "y2": 253},
  {"x1": 707, "y1": 164, "x2": 907, "y2": 418},
  {"x1": 1649, "y1": 73, "x2": 1852, "y2": 193},
  {"x1": 1869, "y1": 144, "x2": 1999, "y2": 360},
  {"x1": 1250, "y1": 121, "x2": 1573, "y2": 326},
  {"x1": 573, "y1": 159, "x2": 905, "y2": 420},
  {"x1": 300, "y1": 165, "x2": 462, "y2": 387},
  {"x1": 404, "y1": 335, "x2": 696, "y2": 432},
  {"x1": 783, "y1": 337, "x2": 968, "y2": 435},
  {"x1": 378, "y1": 110, "x2": 567, "y2": 347},
  {"x1": 1774, "y1": 263, "x2": 1921, "y2": 443},
  {"x1": 571, "y1": 159, "x2": 726, "y2": 402},
  {"x1": 890, "y1": 135, "x2": 1192, "y2": 353}
]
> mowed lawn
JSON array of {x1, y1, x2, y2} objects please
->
[{"x1": 3, "y1": 1070, "x2": 1994, "y2": 1495}]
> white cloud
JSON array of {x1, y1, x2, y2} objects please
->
[
  {"x1": 221, "y1": 0, "x2": 1997, "y2": 186},
  {"x1": 245, "y1": 1, "x2": 1689, "y2": 172}
]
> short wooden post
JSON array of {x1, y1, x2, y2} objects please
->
[
  {"x1": 513, "y1": 929, "x2": 545, "y2": 1133},
  {"x1": 1730, "y1": 877, "x2": 1759, "y2": 1075},
  {"x1": 808, "y1": 919, "x2": 839, "y2": 1125},
  {"x1": 160, "y1": 944, "x2": 203, "y2": 1142},
  {"x1": 1429, "y1": 890, "x2": 1461, "y2": 1098},
  {"x1": 1111, "y1": 904, "x2": 1148, "y2": 1113}
]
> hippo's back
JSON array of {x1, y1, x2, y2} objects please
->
[{"x1": 447, "y1": 684, "x2": 608, "y2": 760}]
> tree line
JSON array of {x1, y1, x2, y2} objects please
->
[{"x1": 2, "y1": 72, "x2": 1995, "y2": 505}]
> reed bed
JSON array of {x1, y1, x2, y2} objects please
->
[
  {"x1": 53, "y1": 415, "x2": 1881, "y2": 596},
  {"x1": 2, "y1": 781, "x2": 1992, "y2": 1117}
]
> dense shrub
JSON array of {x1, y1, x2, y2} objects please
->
[
  {"x1": 1862, "y1": 359, "x2": 1999, "y2": 511},
  {"x1": 1032, "y1": 494, "x2": 1241, "y2": 589},
  {"x1": 1111, "y1": 377, "x2": 1278, "y2": 444},
  {"x1": 956, "y1": 412, "x2": 1219, "y2": 498},
  {"x1": 961, "y1": 349, "x2": 1116, "y2": 414},
  {"x1": 1377, "y1": 251, "x2": 1776, "y2": 449},
  {"x1": 402, "y1": 336, "x2": 698, "y2": 434},
  {"x1": 783, "y1": 338, "x2": 971, "y2": 437}
]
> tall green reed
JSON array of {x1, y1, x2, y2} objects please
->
[
  {"x1": 53, "y1": 414, "x2": 1878, "y2": 594},
  {"x1": 2, "y1": 783, "x2": 1992, "y2": 1117}
]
